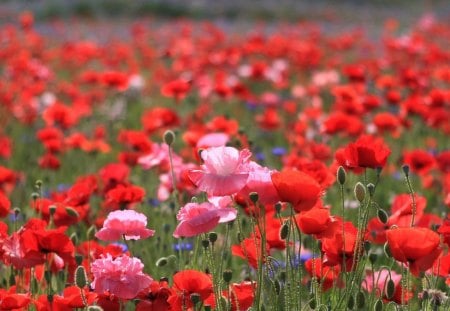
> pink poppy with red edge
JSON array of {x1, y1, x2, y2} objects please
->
[
  {"x1": 188, "y1": 146, "x2": 251, "y2": 196},
  {"x1": 95, "y1": 210, "x2": 155, "y2": 241},
  {"x1": 173, "y1": 202, "x2": 236, "y2": 238}
]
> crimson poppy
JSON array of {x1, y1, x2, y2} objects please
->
[
  {"x1": 271, "y1": 169, "x2": 322, "y2": 212},
  {"x1": 386, "y1": 227, "x2": 441, "y2": 276}
]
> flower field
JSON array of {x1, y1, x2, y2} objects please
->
[{"x1": 0, "y1": 10, "x2": 450, "y2": 310}]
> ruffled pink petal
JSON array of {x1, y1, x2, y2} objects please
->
[{"x1": 189, "y1": 170, "x2": 249, "y2": 196}]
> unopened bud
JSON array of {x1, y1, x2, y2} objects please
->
[
  {"x1": 377, "y1": 209, "x2": 388, "y2": 224},
  {"x1": 280, "y1": 222, "x2": 289, "y2": 240},
  {"x1": 386, "y1": 278, "x2": 395, "y2": 299},
  {"x1": 75, "y1": 266, "x2": 88, "y2": 288},
  {"x1": 163, "y1": 130, "x2": 175, "y2": 146},
  {"x1": 156, "y1": 257, "x2": 168, "y2": 267},
  {"x1": 223, "y1": 269, "x2": 232, "y2": 283},
  {"x1": 208, "y1": 232, "x2": 218, "y2": 244},
  {"x1": 402, "y1": 164, "x2": 410, "y2": 177},
  {"x1": 354, "y1": 182, "x2": 366, "y2": 203},
  {"x1": 337, "y1": 166, "x2": 346, "y2": 185},
  {"x1": 367, "y1": 183, "x2": 375, "y2": 197}
]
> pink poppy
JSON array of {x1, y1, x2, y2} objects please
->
[
  {"x1": 173, "y1": 202, "x2": 236, "y2": 238},
  {"x1": 196, "y1": 132, "x2": 229, "y2": 148},
  {"x1": 91, "y1": 254, "x2": 152, "y2": 300},
  {"x1": 188, "y1": 146, "x2": 251, "y2": 196},
  {"x1": 95, "y1": 210, "x2": 155, "y2": 241}
]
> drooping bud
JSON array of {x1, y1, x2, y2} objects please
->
[
  {"x1": 386, "y1": 278, "x2": 395, "y2": 299},
  {"x1": 156, "y1": 257, "x2": 168, "y2": 267},
  {"x1": 377, "y1": 209, "x2": 388, "y2": 224},
  {"x1": 373, "y1": 299, "x2": 383, "y2": 311},
  {"x1": 367, "y1": 183, "x2": 375, "y2": 197}
]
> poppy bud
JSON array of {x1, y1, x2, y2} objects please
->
[
  {"x1": 156, "y1": 257, "x2": 168, "y2": 267},
  {"x1": 65, "y1": 207, "x2": 79, "y2": 218},
  {"x1": 275, "y1": 202, "x2": 283, "y2": 214},
  {"x1": 87, "y1": 306, "x2": 104, "y2": 311},
  {"x1": 223, "y1": 269, "x2": 232, "y2": 283},
  {"x1": 249, "y1": 192, "x2": 259, "y2": 204},
  {"x1": 202, "y1": 239, "x2": 210, "y2": 249},
  {"x1": 75, "y1": 254, "x2": 83, "y2": 266},
  {"x1": 87, "y1": 225, "x2": 96, "y2": 240},
  {"x1": 377, "y1": 209, "x2": 388, "y2": 224},
  {"x1": 386, "y1": 278, "x2": 395, "y2": 299},
  {"x1": 309, "y1": 297, "x2": 317, "y2": 309},
  {"x1": 369, "y1": 253, "x2": 377, "y2": 264},
  {"x1": 49, "y1": 205, "x2": 57, "y2": 216},
  {"x1": 280, "y1": 222, "x2": 289, "y2": 240},
  {"x1": 70, "y1": 232, "x2": 78, "y2": 245},
  {"x1": 191, "y1": 196, "x2": 198, "y2": 203},
  {"x1": 35, "y1": 179, "x2": 43, "y2": 189},
  {"x1": 274, "y1": 280, "x2": 281, "y2": 295},
  {"x1": 356, "y1": 291, "x2": 365, "y2": 309},
  {"x1": 376, "y1": 167, "x2": 382, "y2": 178},
  {"x1": 163, "y1": 130, "x2": 175, "y2": 146},
  {"x1": 208, "y1": 232, "x2": 218, "y2": 243},
  {"x1": 13, "y1": 207, "x2": 20, "y2": 217},
  {"x1": 354, "y1": 182, "x2": 366, "y2": 203},
  {"x1": 75, "y1": 266, "x2": 88, "y2": 288},
  {"x1": 31, "y1": 192, "x2": 40, "y2": 200},
  {"x1": 204, "y1": 306, "x2": 212, "y2": 311},
  {"x1": 402, "y1": 164, "x2": 410, "y2": 177},
  {"x1": 337, "y1": 166, "x2": 346, "y2": 185},
  {"x1": 367, "y1": 183, "x2": 375, "y2": 197},
  {"x1": 347, "y1": 295, "x2": 355, "y2": 310},
  {"x1": 373, "y1": 299, "x2": 383, "y2": 311}
]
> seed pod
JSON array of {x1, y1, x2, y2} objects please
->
[
  {"x1": 337, "y1": 166, "x2": 346, "y2": 185},
  {"x1": 354, "y1": 182, "x2": 366, "y2": 203},
  {"x1": 75, "y1": 266, "x2": 88, "y2": 288},
  {"x1": 377, "y1": 209, "x2": 389, "y2": 224}
]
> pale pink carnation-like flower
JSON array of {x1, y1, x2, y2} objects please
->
[
  {"x1": 173, "y1": 202, "x2": 236, "y2": 238},
  {"x1": 95, "y1": 210, "x2": 155, "y2": 241},
  {"x1": 188, "y1": 146, "x2": 251, "y2": 196},
  {"x1": 91, "y1": 254, "x2": 152, "y2": 299}
]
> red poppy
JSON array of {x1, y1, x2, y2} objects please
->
[
  {"x1": 231, "y1": 236, "x2": 270, "y2": 269},
  {"x1": 271, "y1": 169, "x2": 322, "y2": 212},
  {"x1": 136, "y1": 279, "x2": 173, "y2": 311},
  {"x1": 305, "y1": 258, "x2": 340, "y2": 291},
  {"x1": 386, "y1": 227, "x2": 441, "y2": 276},
  {"x1": 0, "y1": 288, "x2": 31, "y2": 310},
  {"x1": 335, "y1": 135, "x2": 391, "y2": 170},
  {"x1": 321, "y1": 221, "x2": 358, "y2": 271},
  {"x1": 0, "y1": 192, "x2": 11, "y2": 218},
  {"x1": 0, "y1": 136, "x2": 12, "y2": 159},
  {"x1": 141, "y1": 107, "x2": 180, "y2": 134},
  {"x1": 295, "y1": 206, "x2": 339, "y2": 238},
  {"x1": 105, "y1": 184, "x2": 145, "y2": 209},
  {"x1": 168, "y1": 270, "x2": 213, "y2": 310},
  {"x1": 222, "y1": 281, "x2": 254, "y2": 311},
  {"x1": 403, "y1": 149, "x2": 436, "y2": 175},
  {"x1": 161, "y1": 79, "x2": 190, "y2": 102}
]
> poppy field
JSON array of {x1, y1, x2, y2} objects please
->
[{"x1": 1, "y1": 9, "x2": 450, "y2": 311}]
